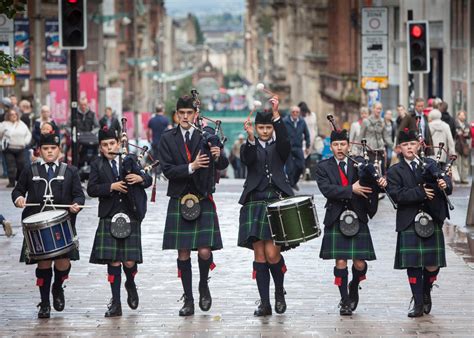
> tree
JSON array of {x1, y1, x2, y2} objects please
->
[
  {"x1": 0, "y1": 0, "x2": 27, "y2": 74},
  {"x1": 192, "y1": 15, "x2": 205, "y2": 45},
  {"x1": 164, "y1": 76, "x2": 194, "y2": 116}
]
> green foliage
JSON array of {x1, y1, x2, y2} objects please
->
[
  {"x1": 0, "y1": 0, "x2": 26, "y2": 19},
  {"x1": 0, "y1": 0, "x2": 27, "y2": 74},
  {"x1": 257, "y1": 14, "x2": 272, "y2": 35},
  {"x1": 192, "y1": 15, "x2": 205, "y2": 45},
  {"x1": 164, "y1": 76, "x2": 194, "y2": 116}
]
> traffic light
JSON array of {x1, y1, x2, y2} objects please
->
[
  {"x1": 407, "y1": 20, "x2": 430, "y2": 73},
  {"x1": 59, "y1": 0, "x2": 87, "y2": 49}
]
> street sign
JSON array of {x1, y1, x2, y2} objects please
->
[
  {"x1": 361, "y1": 77, "x2": 388, "y2": 89},
  {"x1": 361, "y1": 35, "x2": 388, "y2": 77},
  {"x1": 0, "y1": 31, "x2": 15, "y2": 86},
  {"x1": 0, "y1": 14, "x2": 13, "y2": 33},
  {"x1": 362, "y1": 7, "x2": 388, "y2": 35}
]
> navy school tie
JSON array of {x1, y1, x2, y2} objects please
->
[{"x1": 111, "y1": 159, "x2": 119, "y2": 180}]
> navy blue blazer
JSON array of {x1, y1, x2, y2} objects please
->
[
  {"x1": 387, "y1": 158, "x2": 452, "y2": 231},
  {"x1": 157, "y1": 126, "x2": 229, "y2": 198},
  {"x1": 12, "y1": 163, "x2": 85, "y2": 225},
  {"x1": 315, "y1": 156, "x2": 379, "y2": 227}
]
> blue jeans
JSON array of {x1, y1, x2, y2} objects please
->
[{"x1": 0, "y1": 214, "x2": 5, "y2": 224}]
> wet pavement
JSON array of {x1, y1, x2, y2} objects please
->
[{"x1": 0, "y1": 177, "x2": 473, "y2": 336}]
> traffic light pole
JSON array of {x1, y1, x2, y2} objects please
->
[
  {"x1": 70, "y1": 50, "x2": 79, "y2": 167},
  {"x1": 407, "y1": 10, "x2": 415, "y2": 112}
]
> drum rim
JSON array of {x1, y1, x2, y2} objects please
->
[
  {"x1": 273, "y1": 231, "x2": 320, "y2": 244},
  {"x1": 23, "y1": 211, "x2": 70, "y2": 229},
  {"x1": 267, "y1": 195, "x2": 314, "y2": 209},
  {"x1": 27, "y1": 243, "x2": 75, "y2": 260}
]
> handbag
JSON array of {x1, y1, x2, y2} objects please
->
[
  {"x1": 180, "y1": 193, "x2": 201, "y2": 221},
  {"x1": 339, "y1": 209, "x2": 360, "y2": 237},
  {"x1": 414, "y1": 211, "x2": 434, "y2": 238},
  {"x1": 0, "y1": 137, "x2": 9, "y2": 151},
  {"x1": 110, "y1": 213, "x2": 132, "y2": 239}
]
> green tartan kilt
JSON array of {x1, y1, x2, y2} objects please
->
[
  {"x1": 394, "y1": 223, "x2": 446, "y2": 269},
  {"x1": 89, "y1": 218, "x2": 143, "y2": 264},
  {"x1": 238, "y1": 188, "x2": 296, "y2": 251},
  {"x1": 319, "y1": 222, "x2": 376, "y2": 260},
  {"x1": 162, "y1": 197, "x2": 223, "y2": 251}
]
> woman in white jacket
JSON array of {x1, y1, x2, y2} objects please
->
[
  {"x1": 0, "y1": 109, "x2": 32, "y2": 187},
  {"x1": 428, "y1": 109, "x2": 455, "y2": 165}
]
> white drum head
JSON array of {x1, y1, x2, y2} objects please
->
[
  {"x1": 269, "y1": 196, "x2": 310, "y2": 207},
  {"x1": 24, "y1": 210, "x2": 67, "y2": 224}
]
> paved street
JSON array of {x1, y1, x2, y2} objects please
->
[{"x1": 0, "y1": 178, "x2": 473, "y2": 336}]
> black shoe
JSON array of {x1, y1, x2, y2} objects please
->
[
  {"x1": 292, "y1": 184, "x2": 300, "y2": 191},
  {"x1": 423, "y1": 292, "x2": 432, "y2": 314},
  {"x1": 254, "y1": 300, "x2": 272, "y2": 317},
  {"x1": 348, "y1": 281, "x2": 360, "y2": 311},
  {"x1": 6, "y1": 182, "x2": 14, "y2": 188},
  {"x1": 37, "y1": 302, "x2": 51, "y2": 319},
  {"x1": 274, "y1": 287, "x2": 287, "y2": 314},
  {"x1": 125, "y1": 282, "x2": 139, "y2": 310},
  {"x1": 104, "y1": 299, "x2": 122, "y2": 317},
  {"x1": 339, "y1": 298, "x2": 352, "y2": 316},
  {"x1": 179, "y1": 295, "x2": 195, "y2": 316},
  {"x1": 408, "y1": 298, "x2": 424, "y2": 318},
  {"x1": 51, "y1": 285, "x2": 65, "y2": 312},
  {"x1": 198, "y1": 283, "x2": 212, "y2": 312}
]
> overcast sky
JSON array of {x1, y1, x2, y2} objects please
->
[{"x1": 165, "y1": 0, "x2": 245, "y2": 17}]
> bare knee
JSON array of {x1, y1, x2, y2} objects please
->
[
  {"x1": 109, "y1": 261, "x2": 121, "y2": 267},
  {"x1": 335, "y1": 259, "x2": 347, "y2": 269},
  {"x1": 353, "y1": 259, "x2": 366, "y2": 271},
  {"x1": 178, "y1": 249, "x2": 191, "y2": 261},
  {"x1": 37, "y1": 260, "x2": 52, "y2": 269},
  {"x1": 123, "y1": 261, "x2": 136, "y2": 268},
  {"x1": 253, "y1": 241, "x2": 266, "y2": 262},
  {"x1": 198, "y1": 247, "x2": 211, "y2": 260},
  {"x1": 425, "y1": 266, "x2": 439, "y2": 272},
  {"x1": 264, "y1": 241, "x2": 281, "y2": 264},
  {"x1": 53, "y1": 258, "x2": 70, "y2": 270}
]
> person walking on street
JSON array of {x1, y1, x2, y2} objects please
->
[
  {"x1": 230, "y1": 134, "x2": 246, "y2": 178},
  {"x1": 384, "y1": 110, "x2": 396, "y2": 170},
  {"x1": 428, "y1": 109, "x2": 456, "y2": 165},
  {"x1": 33, "y1": 106, "x2": 59, "y2": 146},
  {"x1": 19, "y1": 100, "x2": 34, "y2": 167},
  {"x1": 439, "y1": 101, "x2": 456, "y2": 139},
  {"x1": 349, "y1": 107, "x2": 369, "y2": 156},
  {"x1": 99, "y1": 107, "x2": 121, "y2": 134},
  {"x1": 299, "y1": 101, "x2": 318, "y2": 180},
  {"x1": 283, "y1": 105, "x2": 311, "y2": 191},
  {"x1": 359, "y1": 102, "x2": 392, "y2": 175},
  {"x1": 147, "y1": 104, "x2": 171, "y2": 170},
  {"x1": 0, "y1": 214, "x2": 13, "y2": 237},
  {"x1": 0, "y1": 109, "x2": 32, "y2": 187},
  {"x1": 398, "y1": 98, "x2": 433, "y2": 154},
  {"x1": 454, "y1": 110, "x2": 471, "y2": 183}
]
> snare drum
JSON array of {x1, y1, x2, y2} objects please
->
[
  {"x1": 22, "y1": 210, "x2": 77, "y2": 260},
  {"x1": 267, "y1": 196, "x2": 321, "y2": 246}
]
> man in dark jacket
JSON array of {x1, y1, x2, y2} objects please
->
[
  {"x1": 438, "y1": 101, "x2": 456, "y2": 138},
  {"x1": 283, "y1": 106, "x2": 310, "y2": 190},
  {"x1": 99, "y1": 107, "x2": 121, "y2": 134}
]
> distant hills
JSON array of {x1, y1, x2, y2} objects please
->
[{"x1": 165, "y1": 0, "x2": 245, "y2": 18}]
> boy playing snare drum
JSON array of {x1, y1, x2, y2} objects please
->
[
  {"x1": 237, "y1": 96, "x2": 294, "y2": 316},
  {"x1": 12, "y1": 132, "x2": 85, "y2": 319}
]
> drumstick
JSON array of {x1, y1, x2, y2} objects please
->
[
  {"x1": 247, "y1": 100, "x2": 262, "y2": 121},
  {"x1": 24, "y1": 203, "x2": 94, "y2": 208},
  {"x1": 256, "y1": 83, "x2": 279, "y2": 99}
]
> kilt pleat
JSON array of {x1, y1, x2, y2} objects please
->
[
  {"x1": 319, "y1": 222, "x2": 376, "y2": 260},
  {"x1": 89, "y1": 218, "x2": 143, "y2": 264},
  {"x1": 162, "y1": 197, "x2": 223, "y2": 250},
  {"x1": 20, "y1": 224, "x2": 79, "y2": 265},
  {"x1": 394, "y1": 223, "x2": 446, "y2": 269},
  {"x1": 238, "y1": 188, "x2": 295, "y2": 251}
]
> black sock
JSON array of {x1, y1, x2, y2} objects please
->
[
  {"x1": 107, "y1": 265, "x2": 122, "y2": 303},
  {"x1": 177, "y1": 258, "x2": 193, "y2": 301},
  {"x1": 52, "y1": 264, "x2": 71, "y2": 289},
  {"x1": 423, "y1": 267, "x2": 440, "y2": 293},
  {"x1": 36, "y1": 268, "x2": 53, "y2": 304},
  {"x1": 268, "y1": 255, "x2": 286, "y2": 289},
  {"x1": 198, "y1": 253, "x2": 215, "y2": 288},
  {"x1": 407, "y1": 267, "x2": 423, "y2": 305},
  {"x1": 123, "y1": 263, "x2": 138, "y2": 288},
  {"x1": 351, "y1": 262, "x2": 367, "y2": 287},
  {"x1": 253, "y1": 261, "x2": 270, "y2": 304},
  {"x1": 334, "y1": 267, "x2": 349, "y2": 301}
]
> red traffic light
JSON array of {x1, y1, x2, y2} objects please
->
[
  {"x1": 410, "y1": 25, "x2": 423, "y2": 38},
  {"x1": 67, "y1": 0, "x2": 78, "y2": 3}
]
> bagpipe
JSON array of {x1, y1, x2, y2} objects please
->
[
  {"x1": 327, "y1": 114, "x2": 398, "y2": 210},
  {"x1": 112, "y1": 117, "x2": 160, "y2": 208},
  {"x1": 187, "y1": 89, "x2": 228, "y2": 195}
]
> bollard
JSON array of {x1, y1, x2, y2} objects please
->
[{"x1": 467, "y1": 176, "x2": 474, "y2": 226}]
